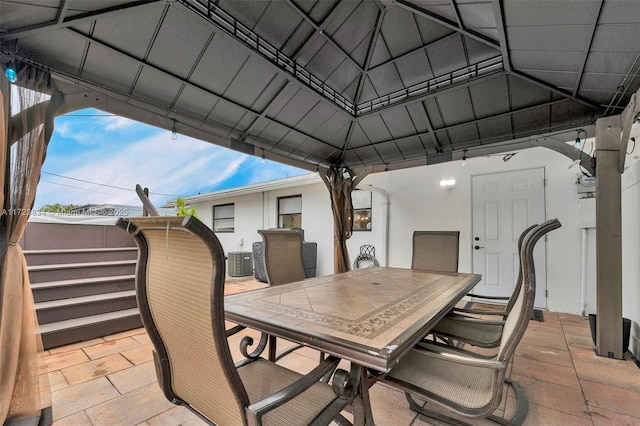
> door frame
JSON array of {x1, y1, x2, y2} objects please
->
[{"x1": 470, "y1": 167, "x2": 548, "y2": 308}]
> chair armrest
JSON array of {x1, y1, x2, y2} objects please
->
[
  {"x1": 246, "y1": 356, "x2": 343, "y2": 418},
  {"x1": 453, "y1": 307, "x2": 508, "y2": 316},
  {"x1": 466, "y1": 293, "x2": 510, "y2": 300},
  {"x1": 442, "y1": 314, "x2": 505, "y2": 326},
  {"x1": 413, "y1": 344, "x2": 506, "y2": 370}
]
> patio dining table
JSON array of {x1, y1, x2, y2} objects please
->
[{"x1": 225, "y1": 266, "x2": 481, "y2": 425}]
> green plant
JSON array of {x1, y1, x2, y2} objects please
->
[{"x1": 175, "y1": 197, "x2": 198, "y2": 218}]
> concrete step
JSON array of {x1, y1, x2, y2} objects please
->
[
  {"x1": 35, "y1": 290, "x2": 137, "y2": 324},
  {"x1": 24, "y1": 247, "x2": 137, "y2": 265},
  {"x1": 39, "y1": 308, "x2": 142, "y2": 350},
  {"x1": 31, "y1": 275, "x2": 135, "y2": 302},
  {"x1": 28, "y1": 259, "x2": 137, "y2": 283}
]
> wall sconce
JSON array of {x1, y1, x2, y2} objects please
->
[
  {"x1": 461, "y1": 150, "x2": 467, "y2": 166},
  {"x1": 440, "y1": 179, "x2": 456, "y2": 190}
]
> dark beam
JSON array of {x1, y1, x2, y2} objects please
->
[
  {"x1": 65, "y1": 28, "x2": 341, "y2": 153},
  {"x1": 394, "y1": 0, "x2": 500, "y2": 50},
  {"x1": 55, "y1": 0, "x2": 69, "y2": 25},
  {"x1": 353, "y1": 8, "x2": 387, "y2": 105},
  {"x1": 367, "y1": 32, "x2": 457, "y2": 74},
  {"x1": 0, "y1": 0, "x2": 163, "y2": 41},
  {"x1": 572, "y1": 0, "x2": 604, "y2": 97},
  {"x1": 283, "y1": 0, "x2": 364, "y2": 72},
  {"x1": 491, "y1": 0, "x2": 511, "y2": 72}
]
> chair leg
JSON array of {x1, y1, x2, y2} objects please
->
[
  {"x1": 404, "y1": 378, "x2": 528, "y2": 426},
  {"x1": 487, "y1": 379, "x2": 529, "y2": 426}
]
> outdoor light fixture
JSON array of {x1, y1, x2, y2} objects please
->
[
  {"x1": 261, "y1": 149, "x2": 265, "y2": 164},
  {"x1": 461, "y1": 150, "x2": 467, "y2": 166},
  {"x1": 575, "y1": 129, "x2": 587, "y2": 148},
  {"x1": 440, "y1": 179, "x2": 456, "y2": 190},
  {"x1": 171, "y1": 119, "x2": 177, "y2": 140},
  {"x1": 384, "y1": 164, "x2": 388, "y2": 176},
  {"x1": 4, "y1": 62, "x2": 17, "y2": 83}
]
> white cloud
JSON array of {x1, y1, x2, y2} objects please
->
[
  {"x1": 35, "y1": 133, "x2": 251, "y2": 208},
  {"x1": 103, "y1": 116, "x2": 135, "y2": 131}
]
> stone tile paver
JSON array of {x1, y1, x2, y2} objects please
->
[
  {"x1": 85, "y1": 382, "x2": 174, "y2": 426},
  {"x1": 82, "y1": 336, "x2": 142, "y2": 360},
  {"x1": 121, "y1": 343, "x2": 153, "y2": 365},
  {"x1": 46, "y1": 349, "x2": 90, "y2": 372},
  {"x1": 61, "y1": 354, "x2": 132, "y2": 386},
  {"x1": 108, "y1": 361, "x2": 156, "y2": 394},
  {"x1": 51, "y1": 377, "x2": 119, "y2": 419}
]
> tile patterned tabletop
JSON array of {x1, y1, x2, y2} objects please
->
[{"x1": 225, "y1": 267, "x2": 480, "y2": 371}]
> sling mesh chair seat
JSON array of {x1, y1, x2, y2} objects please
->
[
  {"x1": 118, "y1": 216, "x2": 354, "y2": 426},
  {"x1": 376, "y1": 219, "x2": 561, "y2": 426},
  {"x1": 411, "y1": 231, "x2": 460, "y2": 272},
  {"x1": 428, "y1": 224, "x2": 538, "y2": 350}
]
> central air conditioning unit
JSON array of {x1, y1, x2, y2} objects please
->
[{"x1": 228, "y1": 252, "x2": 253, "y2": 277}]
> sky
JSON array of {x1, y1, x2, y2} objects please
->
[{"x1": 34, "y1": 108, "x2": 309, "y2": 210}]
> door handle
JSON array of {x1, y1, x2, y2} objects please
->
[{"x1": 474, "y1": 245, "x2": 485, "y2": 250}]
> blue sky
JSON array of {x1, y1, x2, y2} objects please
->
[{"x1": 35, "y1": 108, "x2": 309, "y2": 209}]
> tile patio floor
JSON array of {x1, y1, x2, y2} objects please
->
[{"x1": 43, "y1": 276, "x2": 640, "y2": 426}]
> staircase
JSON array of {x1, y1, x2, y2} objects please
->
[{"x1": 23, "y1": 219, "x2": 142, "y2": 349}]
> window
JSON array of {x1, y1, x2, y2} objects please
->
[
  {"x1": 213, "y1": 204, "x2": 234, "y2": 232},
  {"x1": 278, "y1": 195, "x2": 301, "y2": 228},
  {"x1": 352, "y1": 190, "x2": 372, "y2": 231}
]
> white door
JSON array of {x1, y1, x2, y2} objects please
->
[{"x1": 471, "y1": 168, "x2": 547, "y2": 308}]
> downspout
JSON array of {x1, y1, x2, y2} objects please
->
[
  {"x1": 356, "y1": 184, "x2": 389, "y2": 266},
  {"x1": 580, "y1": 228, "x2": 588, "y2": 316}
]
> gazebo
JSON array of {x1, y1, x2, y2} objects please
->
[{"x1": 1, "y1": 0, "x2": 639, "y2": 423}]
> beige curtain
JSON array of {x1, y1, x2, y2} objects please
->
[
  {"x1": 321, "y1": 166, "x2": 356, "y2": 274},
  {"x1": 0, "y1": 66, "x2": 63, "y2": 424}
]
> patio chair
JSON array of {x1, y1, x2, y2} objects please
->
[
  {"x1": 258, "y1": 229, "x2": 318, "y2": 361},
  {"x1": 411, "y1": 231, "x2": 459, "y2": 272},
  {"x1": 375, "y1": 219, "x2": 561, "y2": 426},
  {"x1": 352, "y1": 244, "x2": 379, "y2": 269},
  {"x1": 117, "y1": 216, "x2": 355, "y2": 426},
  {"x1": 428, "y1": 224, "x2": 538, "y2": 350}
]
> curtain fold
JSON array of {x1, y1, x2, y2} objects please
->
[
  {"x1": 0, "y1": 72, "x2": 62, "y2": 424},
  {"x1": 321, "y1": 166, "x2": 355, "y2": 274}
]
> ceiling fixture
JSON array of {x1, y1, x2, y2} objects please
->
[
  {"x1": 261, "y1": 149, "x2": 266, "y2": 164},
  {"x1": 171, "y1": 119, "x2": 177, "y2": 140},
  {"x1": 461, "y1": 150, "x2": 467, "y2": 166},
  {"x1": 575, "y1": 129, "x2": 587, "y2": 148},
  {"x1": 4, "y1": 62, "x2": 17, "y2": 83}
]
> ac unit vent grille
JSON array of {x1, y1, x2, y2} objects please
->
[{"x1": 228, "y1": 252, "x2": 253, "y2": 277}]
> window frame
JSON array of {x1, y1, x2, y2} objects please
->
[
  {"x1": 277, "y1": 195, "x2": 302, "y2": 229},
  {"x1": 212, "y1": 203, "x2": 235, "y2": 233}
]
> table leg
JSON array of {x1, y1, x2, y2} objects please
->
[{"x1": 355, "y1": 365, "x2": 375, "y2": 425}]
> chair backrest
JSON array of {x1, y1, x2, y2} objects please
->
[
  {"x1": 411, "y1": 231, "x2": 460, "y2": 272},
  {"x1": 504, "y1": 223, "x2": 538, "y2": 314},
  {"x1": 117, "y1": 216, "x2": 248, "y2": 425},
  {"x1": 258, "y1": 229, "x2": 307, "y2": 285},
  {"x1": 497, "y1": 219, "x2": 562, "y2": 361},
  {"x1": 359, "y1": 244, "x2": 376, "y2": 257}
]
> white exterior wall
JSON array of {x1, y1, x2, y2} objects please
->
[{"x1": 187, "y1": 147, "x2": 640, "y2": 356}]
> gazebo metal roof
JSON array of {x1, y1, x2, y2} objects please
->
[{"x1": 1, "y1": 0, "x2": 638, "y2": 173}]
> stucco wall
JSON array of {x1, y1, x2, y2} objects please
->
[{"x1": 189, "y1": 146, "x2": 639, "y2": 356}]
